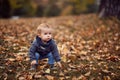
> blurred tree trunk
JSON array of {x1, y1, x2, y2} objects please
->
[
  {"x1": 98, "y1": 0, "x2": 120, "y2": 19},
  {"x1": 0, "y1": 0, "x2": 11, "y2": 18}
]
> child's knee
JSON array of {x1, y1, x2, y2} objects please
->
[
  {"x1": 35, "y1": 52, "x2": 40, "y2": 59},
  {"x1": 48, "y1": 53, "x2": 53, "y2": 57}
]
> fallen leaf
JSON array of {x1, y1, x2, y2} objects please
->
[
  {"x1": 18, "y1": 77, "x2": 25, "y2": 80},
  {"x1": 45, "y1": 69, "x2": 50, "y2": 74},
  {"x1": 80, "y1": 50, "x2": 87, "y2": 55},
  {"x1": 16, "y1": 56, "x2": 23, "y2": 61},
  {"x1": 103, "y1": 76, "x2": 111, "y2": 80},
  {"x1": 34, "y1": 74, "x2": 41, "y2": 79},
  {"x1": 72, "y1": 76, "x2": 77, "y2": 80},
  {"x1": 68, "y1": 54, "x2": 76, "y2": 62},
  {"x1": 84, "y1": 71, "x2": 91, "y2": 76},
  {"x1": 45, "y1": 75, "x2": 54, "y2": 80},
  {"x1": 59, "y1": 71, "x2": 64, "y2": 76},
  {"x1": 62, "y1": 55, "x2": 67, "y2": 62},
  {"x1": 8, "y1": 58, "x2": 16, "y2": 62}
]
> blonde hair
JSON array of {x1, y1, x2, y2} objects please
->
[{"x1": 36, "y1": 23, "x2": 52, "y2": 34}]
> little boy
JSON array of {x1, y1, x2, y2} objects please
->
[{"x1": 29, "y1": 23, "x2": 62, "y2": 70}]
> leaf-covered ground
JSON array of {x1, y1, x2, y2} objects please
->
[{"x1": 0, "y1": 14, "x2": 120, "y2": 80}]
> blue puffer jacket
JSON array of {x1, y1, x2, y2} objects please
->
[{"x1": 29, "y1": 36, "x2": 61, "y2": 62}]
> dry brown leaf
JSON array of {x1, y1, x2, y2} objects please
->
[
  {"x1": 78, "y1": 75, "x2": 87, "y2": 80},
  {"x1": 34, "y1": 74, "x2": 41, "y2": 79},
  {"x1": 16, "y1": 52, "x2": 27, "y2": 56},
  {"x1": 59, "y1": 71, "x2": 64, "y2": 76},
  {"x1": 0, "y1": 14, "x2": 119, "y2": 80},
  {"x1": 8, "y1": 58, "x2": 16, "y2": 62},
  {"x1": 79, "y1": 50, "x2": 87, "y2": 55},
  {"x1": 107, "y1": 56, "x2": 119, "y2": 62},
  {"x1": 102, "y1": 70, "x2": 110, "y2": 73},
  {"x1": 18, "y1": 77, "x2": 25, "y2": 80},
  {"x1": 45, "y1": 75, "x2": 54, "y2": 80},
  {"x1": 115, "y1": 46, "x2": 120, "y2": 50},
  {"x1": 72, "y1": 76, "x2": 77, "y2": 80},
  {"x1": 16, "y1": 56, "x2": 23, "y2": 61},
  {"x1": 84, "y1": 71, "x2": 91, "y2": 76},
  {"x1": 103, "y1": 76, "x2": 111, "y2": 80},
  {"x1": 68, "y1": 54, "x2": 77, "y2": 62}
]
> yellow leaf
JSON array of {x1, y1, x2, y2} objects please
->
[
  {"x1": 45, "y1": 69, "x2": 50, "y2": 73},
  {"x1": 62, "y1": 55, "x2": 67, "y2": 62}
]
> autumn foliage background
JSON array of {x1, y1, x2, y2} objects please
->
[
  {"x1": 0, "y1": 0, "x2": 120, "y2": 80},
  {"x1": 0, "y1": 14, "x2": 120, "y2": 80}
]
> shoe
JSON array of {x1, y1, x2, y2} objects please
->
[
  {"x1": 50, "y1": 64, "x2": 54, "y2": 69},
  {"x1": 29, "y1": 64, "x2": 38, "y2": 71},
  {"x1": 50, "y1": 66, "x2": 57, "y2": 70},
  {"x1": 44, "y1": 64, "x2": 55, "y2": 69},
  {"x1": 29, "y1": 67, "x2": 36, "y2": 70}
]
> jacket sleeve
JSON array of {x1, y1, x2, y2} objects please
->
[
  {"x1": 51, "y1": 41, "x2": 61, "y2": 62},
  {"x1": 29, "y1": 40, "x2": 37, "y2": 61}
]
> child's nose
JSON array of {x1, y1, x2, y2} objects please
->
[{"x1": 47, "y1": 35, "x2": 50, "y2": 37}]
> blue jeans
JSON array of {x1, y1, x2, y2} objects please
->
[{"x1": 35, "y1": 52, "x2": 55, "y2": 65}]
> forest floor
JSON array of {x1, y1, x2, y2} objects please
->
[{"x1": 0, "y1": 14, "x2": 120, "y2": 80}]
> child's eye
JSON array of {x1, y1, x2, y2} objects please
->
[
  {"x1": 49, "y1": 33, "x2": 51, "y2": 34},
  {"x1": 44, "y1": 33, "x2": 47, "y2": 35}
]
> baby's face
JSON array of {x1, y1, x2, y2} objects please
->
[{"x1": 39, "y1": 28, "x2": 53, "y2": 42}]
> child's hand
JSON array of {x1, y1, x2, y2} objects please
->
[
  {"x1": 57, "y1": 62, "x2": 62, "y2": 68},
  {"x1": 31, "y1": 60, "x2": 36, "y2": 65}
]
